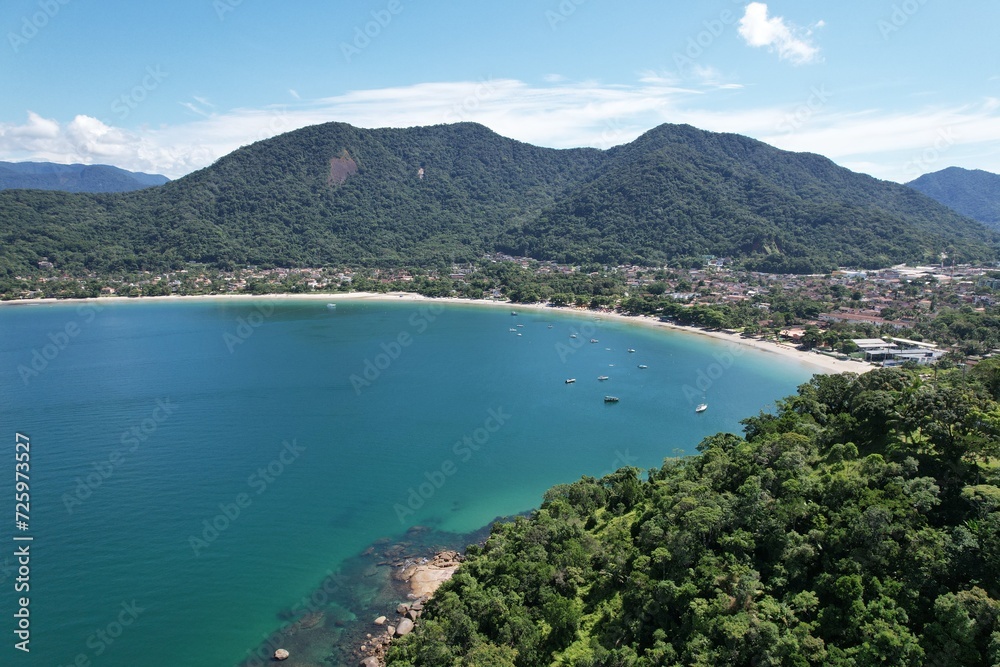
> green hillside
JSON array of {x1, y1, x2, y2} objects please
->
[
  {"x1": 0, "y1": 122, "x2": 995, "y2": 277},
  {"x1": 504, "y1": 125, "x2": 996, "y2": 272},
  {"x1": 908, "y1": 167, "x2": 1000, "y2": 232},
  {"x1": 387, "y1": 363, "x2": 1000, "y2": 667}
]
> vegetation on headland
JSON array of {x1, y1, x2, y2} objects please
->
[
  {"x1": 386, "y1": 364, "x2": 1000, "y2": 666},
  {"x1": 1, "y1": 122, "x2": 996, "y2": 280}
]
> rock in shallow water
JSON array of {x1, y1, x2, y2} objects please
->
[{"x1": 274, "y1": 648, "x2": 289, "y2": 660}]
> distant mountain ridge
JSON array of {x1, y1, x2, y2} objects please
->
[
  {"x1": 0, "y1": 122, "x2": 995, "y2": 276},
  {"x1": 907, "y1": 167, "x2": 1000, "y2": 232},
  {"x1": 0, "y1": 161, "x2": 169, "y2": 193}
]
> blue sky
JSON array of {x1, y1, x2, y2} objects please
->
[{"x1": 1, "y1": 0, "x2": 997, "y2": 181}]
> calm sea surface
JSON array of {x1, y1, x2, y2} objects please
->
[{"x1": 0, "y1": 298, "x2": 819, "y2": 666}]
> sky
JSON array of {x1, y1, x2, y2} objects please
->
[{"x1": 1, "y1": 0, "x2": 998, "y2": 182}]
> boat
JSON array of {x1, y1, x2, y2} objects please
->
[
  {"x1": 590, "y1": 339, "x2": 599, "y2": 343},
  {"x1": 516, "y1": 324, "x2": 524, "y2": 328},
  {"x1": 509, "y1": 328, "x2": 517, "y2": 332},
  {"x1": 570, "y1": 334, "x2": 578, "y2": 339},
  {"x1": 565, "y1": 378, "x2": 576, "y2": 384},
  {"x1": 597, "y1": 375, "x2": 609, "y2": 381},
  {"x1": 547, "y1": 325, "x2": 553, "y2": 329},
  {"x1": 326, "y1": 303, "x2": 337, "y2": 309},
  {"x1": 695, "y1": 403, "x2": 708, "y2": 413},
  {"x1": 627, "y1": 348, "x2": 635, "y2": 353},
  {"x1": 638, "y1": 364, "x2": 648, "y2": 369},
  {"x1": 511, "y1": 311, "x2": 518, "y2": 316},
  {"x1": 604, "y1": 396, "x2": 619, "y2": 403}
]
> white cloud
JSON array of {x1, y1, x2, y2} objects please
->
[
  {"x1": 738, "y1": 3, "x2": 821, "y2": 65},
  {"x1": 1, "y1": 78, "x2": 999, "y2": 182}
]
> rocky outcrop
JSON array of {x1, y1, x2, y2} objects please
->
[
  {"x1": 273, "y1": 648, "x2": 289, "y2": 660},
  {"x1": 354, "y1": 549, "x2": 465, "y2": 667},
  {"x1": 395, "y1": 550, "x2": 463, "y2": 598}
]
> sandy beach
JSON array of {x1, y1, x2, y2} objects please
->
[{"x1": 1, "y1": 291, "x2": 872, "y2": 375}]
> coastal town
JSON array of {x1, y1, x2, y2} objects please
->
[{"x1": 8, "y1": 254, "x2": 999, "y2": 367}]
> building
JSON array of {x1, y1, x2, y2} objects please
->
[{"x1": 851, "y1": 337, "x2": 944, "y2": 366}]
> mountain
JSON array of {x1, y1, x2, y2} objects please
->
[
  {"x1": 504, "y1": 125, "x2": 997, "y2": 271},
  {"x1": 907, "y1": 167, "x2": 1000, "y2": 232},
  {"x1": 0, "y1": 122, "x2": 995, "y2": 277},
  {"x1": 0, "y1": 161, "x2": 169, "y2": 193}
]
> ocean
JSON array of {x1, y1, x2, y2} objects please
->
[{"x1": 0, "y1": 298, "x2": 819, "y2": 666}]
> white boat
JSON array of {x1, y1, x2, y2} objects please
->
[
  {"x1": 570, "y1": 334, "x2": 578, "y2": 339},
  {"x1": 326, "y1": 303, "x2": 337, "y2": 309},
  {"x1": 590, "y1": 339, "x2": 599, "y2": 343},
  {"x1": 597, "y1": 375, "x2": 609, "y2": 381},
  {"x1": 627, "y1": 348, "x2": 635, "y2": 353},
  {"x1": 638, "y1": 364, "x2": 648, "y2": 369},
  {"x1": 509, "y1": 328, "x2": 517, "y2": 332},
  {"x1": 695, "y1": 403, "x2": 708, "y2": 413},
  {"x1": 604, "y1": 396, "x2": 619, "y2": 403},
  {"x1": 517, "y1": 324, "x2": 524, "y2": 328},
  {"x1": 565, "y1": 378, "x2": 576, "y2": 384}
]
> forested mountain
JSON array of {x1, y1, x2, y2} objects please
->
[
  {"x1": 0, "y1": 161, "x2": 168, "y2": 192},
  {"x1": 0, "y1": 122, "x2": 995, "y2": 276},
  {"x1": 387, "y1": 364, "x2": 1000, "y2": 667},
  {"x1": 503, "y1": 125, "x2": 996, "y2": 271},
  {"x1": 908, "y1": 167, "x2": 1000, "y2": 232}
]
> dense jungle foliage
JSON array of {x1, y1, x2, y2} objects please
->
[{"x1": 387, "y1": 364, "x2": 1000, "y2": 666}]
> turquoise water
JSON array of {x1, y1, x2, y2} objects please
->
[{"x1": 0, "y1": 299, "x2": 817, "y2": 666}]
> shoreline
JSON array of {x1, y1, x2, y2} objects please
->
[{"x1": 0, "y1": 290, "x2": 871, "y2": 375}]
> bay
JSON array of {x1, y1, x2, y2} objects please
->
[{"x1": 0, "y1": 298, "x2": 818, "y2": 666}]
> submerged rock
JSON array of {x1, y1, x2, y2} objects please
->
[{"x1": 274, "y1": 648, "x2": 289, "y2": 660}]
